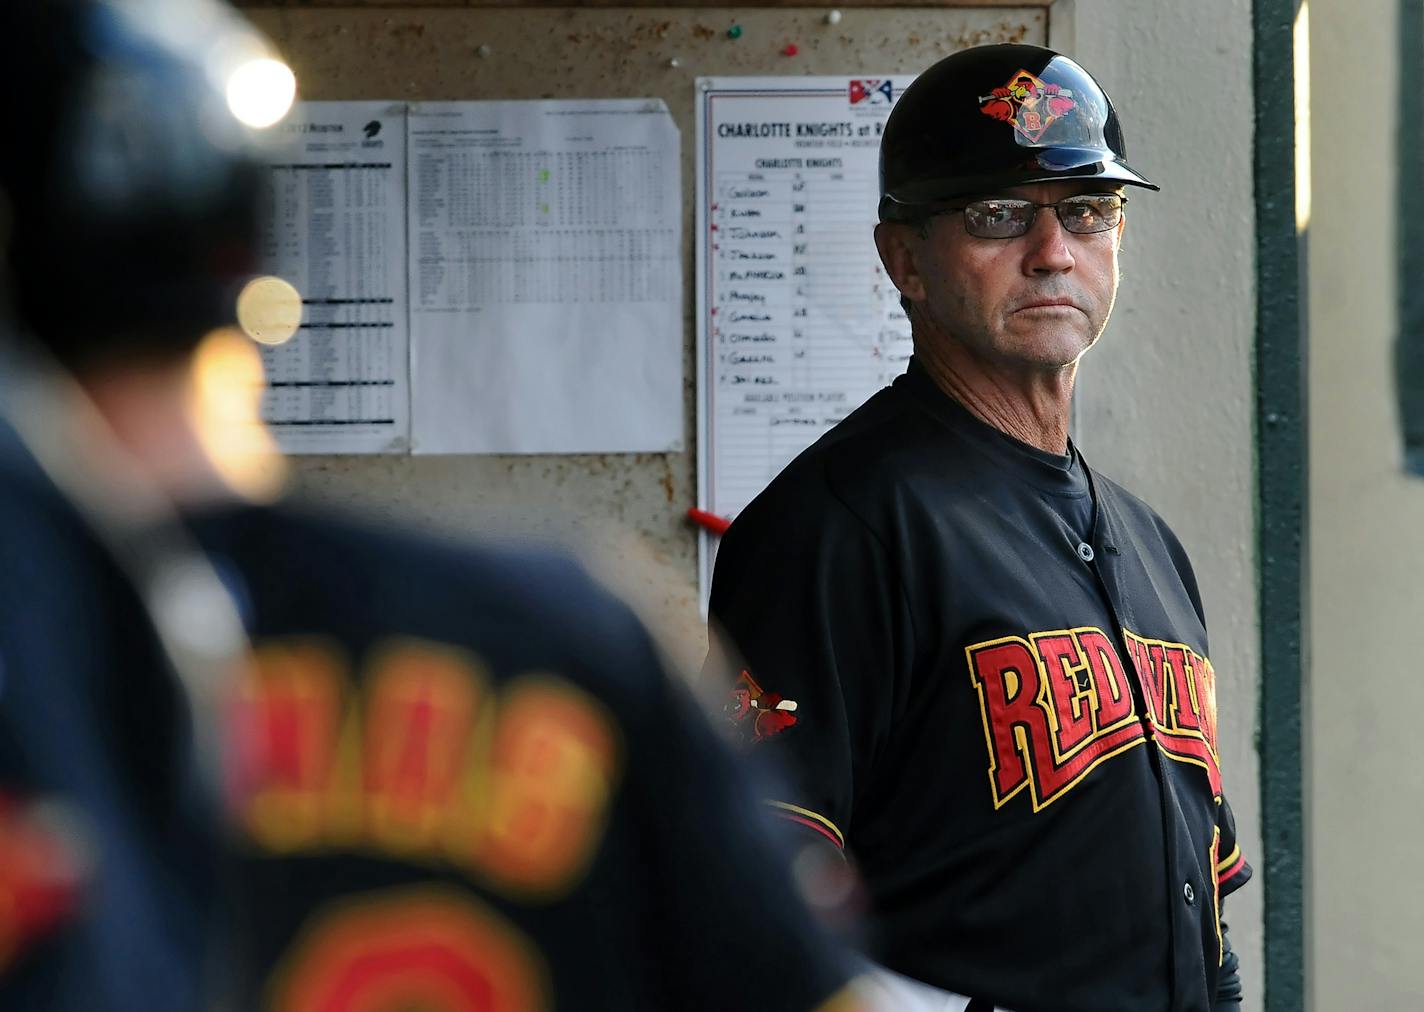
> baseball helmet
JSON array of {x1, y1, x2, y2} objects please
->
[
  {"x1": 879, "y1": 44, "x2": 1157, "y2": 222},
  {"x1": 0, "y1": 0, "x2": 285, "y2": 372}
]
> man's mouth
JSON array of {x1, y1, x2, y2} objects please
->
[{"x1": 1014, "y1": 297, "x2": 1082, "y2": 315}]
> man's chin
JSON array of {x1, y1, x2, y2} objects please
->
[{"x1": 997, "y1": 331, "x2": 1095, "y2": 370}]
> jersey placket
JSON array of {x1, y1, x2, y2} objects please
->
[{"x1": 1082, "y1": 464, "x2": 1210, "y2": 1012}]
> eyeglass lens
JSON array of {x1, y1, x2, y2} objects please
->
[{"x1": 962, "y1": 195, "x2": 1123, "y2": 239}]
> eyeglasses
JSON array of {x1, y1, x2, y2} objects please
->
[{"x1": 935, "y1": 193, "x2": 1127, "y2": 239}]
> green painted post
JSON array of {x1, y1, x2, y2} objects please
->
[
  {"x1": 1253, "y1": 0, "x2": 1306, "y2": 1008},
  {"x1": 1398, "y1": 0, "x2": 1424, "y2": 475}
]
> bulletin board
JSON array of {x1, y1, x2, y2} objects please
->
[{"x1": 238, "y1": 4, "x2": 1049, "y2": 665}]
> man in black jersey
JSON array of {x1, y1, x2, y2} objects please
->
[
  {"x1": 0, "y1": 2, "x2": 862, "y2": 1009},
  {"x1": 708, "y1": 45, "x2": 1251, "y2": 1012}
]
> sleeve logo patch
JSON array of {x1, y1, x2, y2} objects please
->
[
  {"x1": 723, "y1": 669, "x2": 798, "y2": 746},
  {"x1": 0, "y1": 794, "x2": 87, "y2": 971}
]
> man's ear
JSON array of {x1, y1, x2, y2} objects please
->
[{"x1": 874, "y1": 222, "x2": 927, "y2": 305}]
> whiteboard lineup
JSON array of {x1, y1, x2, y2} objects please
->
[{"x1": 695, "y1": 76, "x2": 915, "y2": 601}]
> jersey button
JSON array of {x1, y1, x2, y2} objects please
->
[
  {"x1": 1183, "y1": 881, "x2": 1196, "y2": 905},
  {"x1": 1076, "y1": 542, "x2": 1095, "y2": 562}
]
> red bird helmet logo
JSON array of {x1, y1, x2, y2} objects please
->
[{"x1": 979, "y1": 68, "x2": 1076, "y2": 143}]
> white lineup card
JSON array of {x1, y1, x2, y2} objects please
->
[
  {"x1": 258, "y1": 101, "x2": 410, "y2": 454},
  {"x1": 407, "y1": 100, "x2": 683, "y2": 454},
  {"x1": 695, "y1": 76, "x2": 914, "y2": 600}
]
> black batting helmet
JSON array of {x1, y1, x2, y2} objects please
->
[
  {"x1": 0, "y1": 0, "x2": 284, "y2": 373},
  {"x1": 879, "y1": 44, "x2": 1157, "y2": 223}
]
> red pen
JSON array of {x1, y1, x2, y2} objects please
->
[{"x1": 686, "y1": 507, "x2": 731, "y2": 537}]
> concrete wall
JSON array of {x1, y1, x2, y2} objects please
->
[
  {"x1": 1061, "y1": 2, "x2": 1264, "y2": 1004},
  {"x1": 1307, "y1": 1, "x2": 1424, "y2": 1007}
]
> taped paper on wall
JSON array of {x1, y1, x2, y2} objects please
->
[
  {"x1": 258, "y1": 101, "x2": 410, "y2": 454},
  {"x1": 407, "y1": 100, "x2": 683, "y2": 455},
  {"x1": 255, "y1": 99, "x2": 683, "y2": 456}
]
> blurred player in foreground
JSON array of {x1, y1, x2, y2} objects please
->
[{"x1": 0, "y1": 1, "x2": 864, "y2": 1008}]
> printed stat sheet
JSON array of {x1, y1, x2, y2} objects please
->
[
  {"x1": 407, "y1": 100, "x2": 681, "y2": 455},
  {"x1": 258, "y1": 102, "x2": 410, "y2": 454},
  {"x1": 256, "y1": 99, "x2": 681, "y2": 455}
]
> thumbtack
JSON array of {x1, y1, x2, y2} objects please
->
[
  {"x1": 726, "y1": 24, "x2": 743, "y2": 39},
  {"x1": 826, "y1": 10, "x2": 842, "y2": 25},
  {"x1": 782, "y1": 42, "x2": 799, "y2": 56},
  {"x1": 668, "y1": 56, "x2": 681, "y2": 68},
  {"x1": 476, "y1": 44, "x2": 492, "y2": 58},
  {"x1": 687, "y1": 508, "x2": 731, "y2": 537}
]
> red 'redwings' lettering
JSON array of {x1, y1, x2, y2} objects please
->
[
  {"x1": 968, "y1": 630, "x2": 1145, "y2": 811},
  {"x1": 1123, "y1": 632, "x2": 1222, "y2": 795},
  {"x1": 966, "y1": 639, "x2": 1048, "y2": 804},
  {"x1": 968, "y1": 627, "x2": 1223, "y2": 811},
  {"x1": 1034, "y1": 633, "x2": 1097, "y2": 754},
  {"x1": 1076, "y1": 629, "x2": 1135, "y2": 728}
]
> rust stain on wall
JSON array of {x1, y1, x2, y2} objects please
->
[{"x1": 660, "y1": 460, "x2": 677, "y2": 506}]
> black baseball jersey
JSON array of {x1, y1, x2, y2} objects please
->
[
  {"x1": 708, "y1": 357, "x2": 1252, "y2": 1012},
  {"x1": 0, "y1": 420, "x2": 220, "y2": 1012},
  {"x1": 0, "y1": 415, "x2": 857, "y2": 1012},
  {"x1": 196, "y1": 504, "x2": 856, "y2": 1012}
]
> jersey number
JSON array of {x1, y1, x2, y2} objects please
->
[
  {"x1": 226, "y1": 639, "x2": 619, "y2": 898},
  {"x1": 269, "y1": 888, "x2": 549, "y2": 1012}
]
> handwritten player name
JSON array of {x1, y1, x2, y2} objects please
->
[
  {"x1": 728, "y1": 333, "x2": 778, "y2": 343},
  {"x1": 727, "y1": 291, "x2": 768, "y2": 304},
  {"x1": 728, "y1": 188, "x2": 771, "y2": 199},
  {"x1": 727, "y1": 352, "x2": 777, "y2": 365},
  {"x1": 729, "y1": 311, "x2": 773, "y2": 322},
  {"x1": 728, "y1": 270, "x2": 786, "y2": 281},
  {"x1": 727, "y1": 251, "x2": 779, "y2": 261},
  {"x1": 728, "y1": 228, "x2": 783, "y2": 240},
  {"x1": 729, "y1": 209, "x2": 764, "y2": 219}
]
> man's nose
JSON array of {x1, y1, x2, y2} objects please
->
[{"x1": 1021, "y1": 207, "x2": 1076, "y2": 275}]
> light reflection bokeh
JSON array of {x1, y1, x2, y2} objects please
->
[
  {"x1": 236, "y1": 275, "x2": 304, "y2": 347},
  {"x1": 225, "y1": 57, "x2": 296, "y2": 129},
  {"x1": 190, "y1": 326, "x2": 287, "y2": 502}
]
